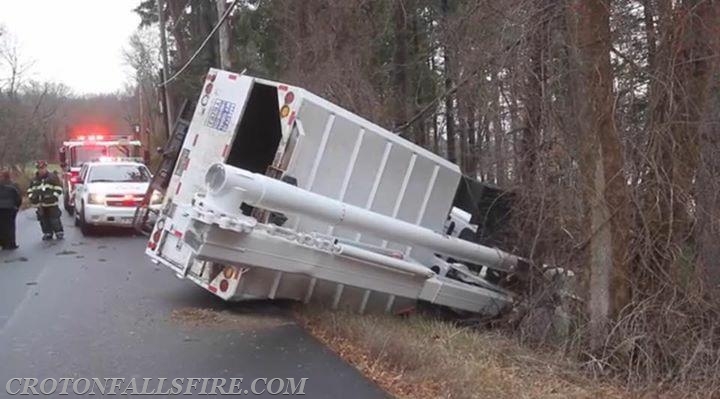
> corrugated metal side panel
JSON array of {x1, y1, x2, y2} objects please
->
[
  {"x1": 360, "y1": 144, "x2": 413, "y2": 246},
  {"x1": 406, "y1": 166, "x2": 459, "y2": 262},
  {"x1": 330, "y1": 129, "x2": 388, "y2": 240},
  {"x1": 284, "y1": 95, "x2": 461, "y2": 265}
]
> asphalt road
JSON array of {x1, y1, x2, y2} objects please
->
[{"x1": 0, "y1": 209, "x2": 389, "y2": 398}]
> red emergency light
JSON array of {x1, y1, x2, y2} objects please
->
[
  {"x1": 75, "y1": 134, "x2": 105, "y2": 141},
  {"x1": 71, "y1": 124, "x2": 110, "y2": 140}
]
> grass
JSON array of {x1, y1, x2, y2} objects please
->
[{"x1": 297, "y1": 308, "x2": 629, "y2": 399}]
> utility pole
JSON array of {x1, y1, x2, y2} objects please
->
[
  {"x1": 157, "y1": 0, "x2": 174, "y2": 138},
  {"x1": 215, "y1": 0, "x2": 233, "y2": 70}
]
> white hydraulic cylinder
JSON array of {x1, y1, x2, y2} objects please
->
[
  {"x1": 335, "y1": 243, "x2": 436, "y2": 278},
  {"x1": 204, "y1": 163, "x2": 520, "y2": 272}
]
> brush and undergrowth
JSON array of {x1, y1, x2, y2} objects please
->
[
  {"x1": 298, "y1": 307, "x2": 627, "y2": 399},
  {"x1": 295, "y1": 234, "x2": 720, "y2": 399},
  {"x1": 298, "y1": 297, "x2": 720, "y2": 399}
]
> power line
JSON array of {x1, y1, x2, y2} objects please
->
[{"x1": 157, "y1": 0, "x2": 240, "y2": 87}]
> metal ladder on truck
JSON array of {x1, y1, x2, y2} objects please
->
[{"x1": 133, "y1": 100, "x2": 192, "y2": 235}]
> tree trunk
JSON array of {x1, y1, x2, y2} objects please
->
[
  {"x1": 215, "y1": 0, "x2": 233, "y2": 70},
  {"x1": 569, "y1": 0, "x2": 631, "y2": 350},
  {"x1": 392, "y1": 0, "x2": 410, "y2": 131},
  {"x1": 459, "y1": 98, "x2": 470, "y2": 174},
  {"x1": 167, "y1": 0, "x2": 190, "y2": 62},
  {"x1": 468, "y1": 104, "x2": 479, "y2": 178},
  {"x1": 493, "y1": 103, "x2": 507, "y2": 186},
  {"x1": 644, "y1": 0, "x2": 720, "y2": 278},
  {"x1": 697, "y1": 80, "x2": 720, "y2": 296},
  {"x1": 520, "y1": 14, "x2": 544, "y2": 186},
  {"x1": 441, "y1": 0, "x2": 456, "y2": 165},
  {"x1": 410, "y1": 3, "x2": 426, "y2": 147},
  {"x1": 642, "y1": 0, "x2": 657, "y2": 71}
]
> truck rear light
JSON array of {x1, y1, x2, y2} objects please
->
[{"x1": 284, "y1": 91, "x2": 294, "y2": 104}]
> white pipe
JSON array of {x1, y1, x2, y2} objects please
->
[
  {"x1": 204, "y1": 163, "x2": 519, "y2": 272},
  {"x1": 336, "y1": 244, "x2": 435, "y2": 278}
]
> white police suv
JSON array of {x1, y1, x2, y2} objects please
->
[{"x1": 73, "y1": 160, "x2": 160, "y2": 235}]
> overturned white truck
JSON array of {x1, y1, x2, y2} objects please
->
[{"x1": 142, "y1": 68, "x2": 524, "y2": 316}]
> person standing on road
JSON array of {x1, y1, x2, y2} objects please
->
[
  {"x1": 0, "y1": 171, "x2": 21, "y2": 249},
  {"x1": 27, "y1": 161, "x2": 64, "y2": 240}
]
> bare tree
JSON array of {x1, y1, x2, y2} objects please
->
[{"x1": 0, "y1": 33, "x2": 34, "y2": 100}]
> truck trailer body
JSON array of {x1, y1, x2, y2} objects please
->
[{"x1": 144, "y1": 69, "x2": 519, "y2": 315}]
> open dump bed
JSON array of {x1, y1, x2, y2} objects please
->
[{"x1": 145, "y1": 69, "x2": 515, "y2": 315}]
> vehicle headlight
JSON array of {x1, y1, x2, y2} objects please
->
[
  {"x1": 150, "y1": 192, "x2": 163, "y2": 205},
  {"x1": 88, "y1": 193, "x2": 106, "y2": 205}
]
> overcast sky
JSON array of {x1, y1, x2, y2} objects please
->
[{"x1": 0, "y1": 0, "x2": 142, "y2": 94}]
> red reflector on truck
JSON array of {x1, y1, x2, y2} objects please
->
[{"x1": 152, "y1": 230, "x2": 161, "y2": 243}]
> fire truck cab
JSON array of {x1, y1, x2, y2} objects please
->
[{"x1": 58, "y1": 135, "x2": 145, "y2": 214}]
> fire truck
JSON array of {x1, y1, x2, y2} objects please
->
[{"x1": 58, "y1": 135, "x2": 146, "y2": 214}]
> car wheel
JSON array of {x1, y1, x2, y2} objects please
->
[{"x1": 79, "y1": 204, "x2": 92, "y2": 236}]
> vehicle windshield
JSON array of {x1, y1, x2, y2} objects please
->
[
  {"x1": 72, "y1": 145, "x2": 139, "y2": 166},
  {"x1": 88, "y1": 164, "x2": 150, "y2": 183}
]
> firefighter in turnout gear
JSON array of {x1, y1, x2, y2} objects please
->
[{"x1": 27, "y1": 160, "x2": 64, "y2": 240}]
